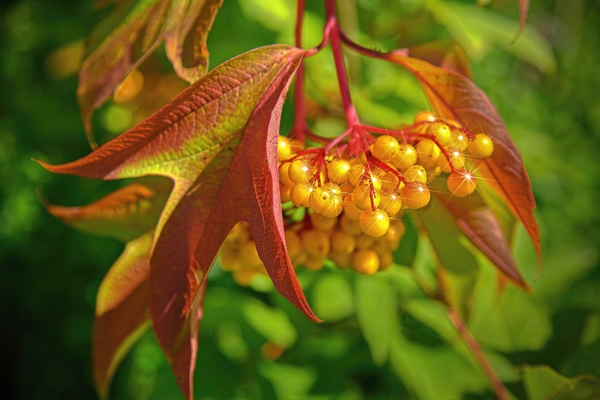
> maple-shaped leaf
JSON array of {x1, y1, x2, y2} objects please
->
[
  {"x1": 43, "y1": 178, "x2": 171, "y2": 398},
  {"x1": 79, "y1": 0, "x2": 221, "y2": 147},
  {"x1": 165, "y1": 0, "x2": 223, "y2": 84},
  {"x1": 38, "y1": 45, "x2": 318, "y2": 400},
  {"x1": 389, "y1": 49, "x2": 541, "y2": 273}
]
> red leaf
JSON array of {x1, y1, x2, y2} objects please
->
[
  {"x1": 92, "y1": 232, "x2": 153, "y2": 399},
  {"x1": 38, "y1": 45, "x2": 318, "y2": 399},
  {"x1": 406, "y1": 41, "x2": 472, "y2": 78},
  {"x1": 78, "y1": 0, "x2": 171, "y2": 147},
  {"x1": 165, "y1": 0, "x2": 223, "y2": 83},
  {"x1": 44, "y1": 177, "x2": 171, "y2": 242},
  {"x1": 388, "y1": 50, "x2": 541, "y2": 271},
  {"x1": 516, "y1": 0, "x2": 530, "y2": 35}
]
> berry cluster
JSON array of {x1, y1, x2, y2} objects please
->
[{"x1": 218, "y1": 111, "x2": 494, "y2": 284}]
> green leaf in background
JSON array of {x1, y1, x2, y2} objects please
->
[
  {"x1": 355, "y1": 274, "x2": 397, "y2": 365},
  {"x1": 311, "y1": 273, "x2": 354, "y2": 323},
  {"x1": 522, "y1": 365, "x2": 600, "y2": 400},
  {"x1": 258, "y1": 362, "x2": 316, "y2": 400},
  {"x1": 426, "y1": 0, "x2": 556, "y2": 74},
  {"x1": 562, "y1": 339, "x2": 600, "y2": 380},
  {"x1": 242, "y1": 300, "x2": 297, "y2": 349}
]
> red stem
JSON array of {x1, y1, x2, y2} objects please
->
[
  {"x1": 324, "y1": 0, "x2": 359, "y2": 127},
  {"x1": 447, "y1": 308, "x2": 509, "y2": 400},
  {"x1": 291, "y1": 0, "x2": 308, "y2": 142}
]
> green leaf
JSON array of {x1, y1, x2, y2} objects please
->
[
  {"x1": 355, "y1": 274, "x2": 397, "y2": 365},
  {"x1": 523, "y1": 365, "x2": 600, "y2": 400},
  {"x1": 311, "y1": 273, "x2": 354, "y2": 323},
  {"x1": 242, "y1": 300, "x2": 297, "y2": 349}
]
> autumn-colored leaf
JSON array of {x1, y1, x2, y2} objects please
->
[
  {"x1": 37, "y1": 45, "x2": 318, "y2": 400},
  {"x1": 78, "y1": 0, "x2": 171, "y2": 147},
  {"x1": 388, "y1": 50, "x2": 541, "y2": 271},
  {"x1": 516, "y1": 0, "x2": 530, "y2": 35},
  {"x1": 165, "y1": 0, "x2": 223, "y2": 83},
  {"x1": 405, "y1": 41, "x2": 472, "y2": 78},
  {"x1": 93, "y1": 231, "x2": 153, "y2": 399},
  {"x1": 44, "y1": 177, "x2": 171, "y2": 242}
]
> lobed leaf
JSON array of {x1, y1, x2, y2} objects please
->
[
  {"x1": 93, "y1": 231, "x2": 153, "y2": 399},
  {"x1": 44, "y1": 177, "x2": 171, "y2": 242},
  {"x1": 165, "y1": 0, "x2": 223, "y2": 84},
  {"x1": 38, "y1": 45, "x2": 317, "y2": 399},
  {"x1": 389, "y1": 49, "x2": 541, "y2": 274}
]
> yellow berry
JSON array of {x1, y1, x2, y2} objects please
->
[
  {"x1": 292, "y1": 251, "x2": 308, "y2": 268},
  {"x1": 288, "y1": 159, "x2": 315, "y2": 184},
  {"x1": 343, "y1": 194, "x2": 363, "y2": 221},
  {"x1": 400, "y1": 182, "x2": 431, "y2": 209},
  {"x1": 438, "y1": 150, "x2": 465, "y2": 173},
  {"x1": 288, "y1": 138, "x2": 305, "y2": 154},
  {"x1": 327, "y1": 159, "x2": 352, "y2": 184},
  {"x1": 340, "y1": 213, "x2": 362, "y2": 235},
  {"x1": 384, "y1": 220, "x2": 405, "y2": 247},
  {"x1": 393, "y1": 144, "x2": 418, "y2": 170},
  {"x1": 284, "y1": 230, "x2": 302, "y2": 260},
  {"x1": 279, "y1": 162, "x2": 295, "y2": 187},
  {"x1": 233, "y1": 268, "x2": 256, "y2": 286},
  {"x1": 280, "y1": 184, "x2": 292, "y2": 203},
  {"x1": 303, "y1": 255, "x2": 325, "y2": 271},
  {"x1": 352, "y1": 250, "x2": 380, "y2": 274},
  {"x1": 426, "y1": 123, "x2": 452, "y2": 146},
  {"x1": 447, "y1": 132, "x2": 469, "y2": 151},
  {"x1": 290, "y1": 182, "x2": 314, "y2": 207},
  {"x1": 329, "y1": 251, "x2": 352, "y2": 269},
  {"x1": 348, "y1": 161, "x2": 366, "y2": 187},
  {"x1": 427, "y1": 166, "x2": 442, "y2": 182},
  {"x1": 356, "y1": 235, "x2": 376, "y2": 250},
  {"x1": 379, "y1": 190, "x2": 402, "y2": 216},
  {"x1": 302, "y1": 230, "x2": 331, "y2": 257},
  {"x1": 378, "y1": 253, "x2": 393, "y2": 271},
  {"x1": 359, "y1": 209, "x2": 390, "y2": 238},
  {"x1": 403, "y1": 165, "x2": 428, "y2": 183},
  {"x1": 372, "y1": 135, "x2": 400, "y2": 163},
  {"x1": 331, "y1": 230, "x2": 356, "y2": 254},
  {"x1": 225, "y1": 222, "x2": 244, "y2": 242},
  {"x1": 352, "y1": 184, "x2": 381, "y2": 211},
  {"x1": 416, "y1": 138, "x2": 441, "y2": 168},
  {"x1": 278, "y1": 136, "x2": 293, "y2": 161},
  {"x1": 414, "y1": 111, "x2": 437, "y2": 124},
  {"x1": 310, "y1": 212, "x2": 338, "y2": 231},
  {"x1": 467, "y1": 133, "x2": 494, "y2": 158},
  {"x1": 240, "y1": 242, "x2": 263, "y2": 268},
  {"x1": 381, "y1": 170, "x2": 401, "y2": 191},
  {"x1": 220, "y1": 244, "x2": 241, "y2": 271},
  {"x1": 447, "y1": 169, "x2": 477, "y2": 197}
]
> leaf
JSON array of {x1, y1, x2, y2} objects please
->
[
  {"x1": 389, "y1": 50, "x2": 542, "y2": 272},
  {"x1": 242, "y1": 300, "x2": 297, "y2": 348},
  {"x1": 93, "y1": 231, "x2": 153, "y2": 399},
  {"x1": 38, "y1": 45, "x2": 316, "y2": 399},
  {"x1": 44, "y1": 177, "x2": 171, "y2": 242},
  {"x1": 165, "y1": 0, "x2": 223, "y2": 84},
  {"x1": 78, "y1": 0, "x2": 172, "y2": 147},
  {"x1": 522, "y1": 365, "x2": 600, "y2": 400},
  {"x1": 311, "y1": 273, "x2": 354, "y2": 323},
  {"x1": 406, "y1": 40, "x2": 472, "y2": 78},
  {"x1": 516, "y1": 0, "x2": 530, "y2": 36},
  {"x1": 355, "y1": 275, "x2": 397, "y2": 365}
]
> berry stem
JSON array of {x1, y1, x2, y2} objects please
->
[
  {"x1": 366, "y1": 152, "x2": 408, "y2": 185},
  {"x1": 324, "y1": 0, "x2": 360, "y2": 128},
  {"x1": 291, "y1": 0, "x2": 308, "y2": 142},
  {"x1": 447, "y1": 307, "x2": 509, "y2": 400}
]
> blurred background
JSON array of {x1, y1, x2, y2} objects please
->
[{"x1": 1, "y1": 0, "x2": 599, "y2": 399}]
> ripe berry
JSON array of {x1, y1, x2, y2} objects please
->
[
  {"x1": 393, "y1": 144, "x2": 418, "y2": 170},
  {"x1": 327, "y1": 159, "x2": 352, "y2": 184},
  {"x1": 427, "y1": 123, "x2": 452, "y2": 146},
  {"x1": 280, "y1": 184, "x2": 292, "y2": 203},
  {"x1": 359, "y1": 209, "x2": 390, "y2": 238},
  {"x1": 284, "y1": 230, "x2": 302, "y2": 259},
  {"x1": 311, "y1": 187, "x2": 343, "y2": 217},
  {"x1": 379, "y1": 190, "x2": 402, "y2": 216},
  {"x1": 438, "y1": 150, "x2": 465, "y2": 173},
  {"x1": 290, "y1": 182, "x2": 313, "y2": 207},
  {"x1": 414, "y1": 111, "x2": 437, "y2": 124},
  {"x1": 279, "y1": 162, "x2": 296, "y2": 187},
  {"x1": 343, "y1": 194, "x2": 363, "y2": 220},
  {"x1": 331, "y1": 230, "x2": 356, "y2": 254},
  {"x1": 288, "y1": 159, "x2": 315, "y2": 183},
  {"x1": 467, "y1": 133, "x2": 494, "y2": 158},
  {"x1": 240, "y1": 242, "x2": 263, "y2": 268},
  {"x1": 416, "y1": 138, "x2": 441, "y2": 168},
  {"x1": 400, "y1": 182, "x2": 431, "y2": 209},
  {"x1": 278, "y1": 136, "x2": 293, "y2": 161},
  {"x1": 372, "y1": 135, "x2": 400, "y2": 163},
  {"x1": 447, "y1": 169, "x2": 477, "y2": 197},
  {"x1": 403, "y1": 165, "x2": 428, "y2": 183},
  {"x1": 219, "y1": 244, "x2": 241, "y2": 271},
  {"x1": 447, "y1": 132, "x2": 469, "y2": 151},
  {"x1": 352, "y1": 184, "x2": 380, "y2": 210},
  {"x1": 301, "y1": 230, "x2": 330, "y2": 257},
  {"x1": 352, "y1": 250, "x2": 380, "y2": 274},
  {"x1": 340, "y1": 213, "x2": 362, "y2": 235},
  {"x1": 310, "y1": 212, "x2": 337, "y2": 231}
]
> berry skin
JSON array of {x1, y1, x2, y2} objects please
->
[
  {"x1": 348, "y1": 162, "x2": 366, "y2": 187},
  {"x1": 278, "y1": 136, "x2": 293, "y2": 161},
  {"x1": 372, "y1": 135, "x2": 400, "y2": 163},
  {"x1": 352, "y1": 184, "x2": 381, "y2": 211},
  {"x1": 219, "y1": 244, "x2": 241, "y2": 272},
  {"x1": 301, "y1": 230, "x2": 331, "y2": 257},
  {"x1": 340, "y1": 213, "x2": 362, "y2": 235},
  {"x1": 427, "y1": 123, "x2": 452, "y2": 146},
  {"x1": 403, "y1": 165, "x2": 428, "y2": 184},
  {"x1": 327, "y1": 159, "x2": 352, "y2": 184},
  {"x1": 393, "y1": 144, "x2": 418, "y2": 170},
  {"x1": 359, "y1": 209, "x2": 390, "y2": 238},
  {"x1": 280, "y1": 184, "x2": 292, "y2": 203},
  {"x1": 311, "y1": 187, "x2": 343, "y2": 217},
  {"x1": 288, "y1": 159, "x2": 315, "y2": 183},
  {"x1": 378, "y1": 252, "x2": 393, "y2": 271},
  {"x1": 381, "y1": 170, "x2": 401, "y2": 191},
  {"x1": 400, "y1": 182, "x2": 431, "y2": 209},
  {"x1": 343, "y1": 194, "x2": 363, "y2": 221},
  {"x1": 310, "y1": 212, "x2": 337, "y2": 231},
  {"x1": 240, "y1": 242, "x2": 263, "y2": 268},
  {"x1": 331, "y1": 230, "x2": 356, "y2": 254},
  {"x1": 447, "y1": 169, "x2": 477, "y2": 197},
  {"x1": 379, "y1": 190, "x2": 402, "y2": 216},
  {"x1": 467, "y1": 133, "x2": 494, "y2": 158},
  {"x1": 416, "y1": 138, "x2": 441, "y2": 168},
  {"x1": 414, "y1": 111, "x2": 437, "y2": 124},
  {"x1": 352, "y1": 250, "x2": 380, "y2": 274},
  {"x1": 284, "y1": 230, "x2": 302, "y2": 259},
  {"x1": 438, "y1": 150, "x2": 465, "y2": 173},
  {"x1": 447, "y1": 132, "x2": 469, "y2": 152},
  {"x1": 290, "y1": 182, "x2": 314, "y2": 207},
  {"x1": 279, "y1": 162, "x2": 296, "y2": 187}
]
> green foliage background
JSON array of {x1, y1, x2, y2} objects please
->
[{"x1": 1, "y1": 0, "x2": 600, "y2": 399}]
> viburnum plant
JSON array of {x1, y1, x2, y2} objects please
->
[{"x1": 38, "y1": 0, "x2": 541, "y2": 399}]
